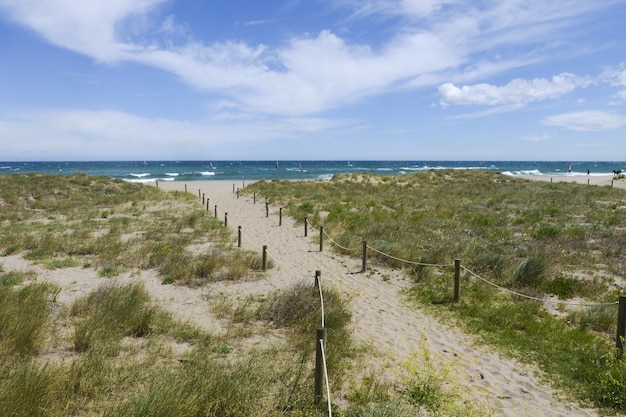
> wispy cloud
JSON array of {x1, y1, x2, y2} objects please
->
[
  {"x1": 0, "y1": 109, "x2": 341, "y2": 159},
  {"x1": 542, "y1": 110, "x2": 626, "y2": 131},
  {"x1": 0, "y1": 0, "x2": 620, "y2": 118}
]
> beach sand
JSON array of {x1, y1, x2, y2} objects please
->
[
  {"x1": 157, "y1": 179, "x2": 601, "y2": 417},
  {"x1": 5, "y1": 175, "x2": 619, "y2": 415},
  {"x1": 519, "y1": 173, "x2": 626, "y2": 189}
]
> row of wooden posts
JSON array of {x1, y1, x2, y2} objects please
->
[{"x1": 190, "y1": 184, "x2": 626, "y2": 394}]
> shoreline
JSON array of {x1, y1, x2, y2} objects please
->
[
  {"x1": 156, "y1": 173, "x2": 626, "y2": 190},
  {"x1": 519, "y1": 173, "x2": 626, "y2": 189}
]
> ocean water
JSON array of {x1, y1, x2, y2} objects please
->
[{"x1": 0, "y1": 161, "x2": 624, "y2": 183}]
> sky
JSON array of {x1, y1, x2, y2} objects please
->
[{"x1": 1, "y1": 0, "x2": 625, "y2": 161}]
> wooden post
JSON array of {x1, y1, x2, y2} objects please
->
[
  {"x1": 454, "y1": 259, "x2": 460, "y2": 303},
  {"x1": 238, "y1": 226, "x2": 242, "y2": 248},
  {"x1": 314, "y1": 327, "x2": 327, "y2": 405},
  {"x1": 279, "y1": 208, "x2": 283, "y2": 226},
  {"x1": 265, "y1": 199, "x2": 269, "y2": 217},
  {"x1": 319, "y1": 226, "x2": 324, "y2": 252},
  {"x1": 224, "y1": 212, "x2": 228, "y2": 228},
  {"x1": 361, "y1": 240, "x2": 367, "y2": 273},
  {"x1": 304, "y1": 217, "x2": 308, "y2": 237},
  {"x1": 206, "y1": 199, "x2": 209, "y2": 211},
  {"x1": 253, "y1": 192, "x2": 256, "y2": 204},
  {"x1": 617, "y1": 296, "x2": 626, "y2": 352},
  {"x1": 184, "y1": 184, "x2": 187, "y2": 193},
  {"x1": 202, "y1": 193, "x2": 205, "y2": 206},
  {"x1": 233, "y1": 183, "x2": 235, "y2": 193},
  {"x1": 315, "y1": 270, "x2": 321, "y2": 289},
  {"x1": 214, "y1": 205, "x2": 217, "y2": 218},
  {"x1": 262, "y1": 245, "x2": 268, "y2": 271},
  {"x1": 198, "y1": 189, "x2": 201, "y2": 199}
]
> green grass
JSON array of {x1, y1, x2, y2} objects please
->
[
  {"x1": 3, "y1": 174, "x2": 468, "y2": 416},
  {"x1": 246, "y1": 171, "x2": 626, "y2": 413}
]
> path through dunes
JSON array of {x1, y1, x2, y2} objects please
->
[{"x1": 161, "y1": 180, "x2": 599, "y2": 417}]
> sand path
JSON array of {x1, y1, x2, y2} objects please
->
[{"x1": 158, "y1": 180, "x2": 600, "y2": 417}]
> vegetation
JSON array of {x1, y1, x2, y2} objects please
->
[
  {"x1": 0, "y1": 173, "x2": 261, "y2": 284},
  {"x1": 246, "y1": 170, "x2": 626, "y2": 413},
  {"x1": 1, "y1": 173, "x2": 481, "y2": 416}
]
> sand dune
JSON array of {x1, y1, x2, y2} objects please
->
[{"x1": 158, "y1": 180, "x2": 600, "y2": 417}]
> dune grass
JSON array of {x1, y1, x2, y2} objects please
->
[
  {"x1": 0, "y1": 173, "x2": 261, "y2": 284},
  {"x1": 246, "y1": 170, "x2": 626, "y2": 413},
  {"x1": 1, "y1": 173, "x2": 482, "y2": 416}
]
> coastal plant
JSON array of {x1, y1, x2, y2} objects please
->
[{"x1": 246, "y1": 171, "x2": 626, "y2": 412}]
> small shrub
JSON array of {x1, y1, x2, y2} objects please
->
[
  {"x1": 567, "y1": 304, "x2": 617, "y2": 334},
  {"x1": 512, "y1": 256, "x2": 546, "y2": 288}
]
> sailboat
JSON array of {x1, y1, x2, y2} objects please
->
[
  {"x1": 276, "y1": 161, "x2": 279, "y2": 170},
  {"x1": 347, "y1": 161, "x2": 353, "y2": 167},
  {"x1": 299, "y1": 163, "x2": 303, "y2": 172},
  {"x1": 210, "y1": 162, "x2": 215, "y2": 169}
]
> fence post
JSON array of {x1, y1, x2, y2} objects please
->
[
  {"x1": 253, "y1": 192, "x2": 256, "y2": 204},
  {"x1": 198, "y1": 189, "x2": 201, "y2": 199},
  {"x1": 266, "y1": 199, "x2": 269, "y2": 217},
  {"x1": 320, "y1": 226, "x2": 324, "y2": 252},
  {"x1": 279, "y1": 208, "x2": 283, "y2": 226},
  {"x1": 224, "y1": 212, "x2": 228, "y2": 228},
  {"x1": 214, "y1": 205, "x2": 217, "y2": 218},
  {"x1": 184, "y1": 184, "x2": 187, "y2": 193},
  {"x1": 314, "y1": 327, "x2": 327, "y2": 405},
  {"x1": 361, "y1": 240, "x2": 367, "y2": 273},
  {"x1": 206, "y1": 199, "x2": 209, "y2": 211},
  {"x1": 617, "y1": 296, "x2": 626, "y2": 352},
  {"x1": 304, "y1": 218, "x2": 308, "y2": 237},
  {"x1": 454, "y1": 259, "x2": 460, "y2": 302},
  {"x1": 315, "y1": 270, "x2": 321, "y2": 289},
  {"x1": 262, "y1": 245, "x2": 267, "y2": 271},
  {"x1": 233, "y1": 183, "x2": 235, "y2": 193},
  {"x1": 238, "y1": 226, "x2": 242, "y2": 248},
  {"x1": 202, "y1": 193, "x2": 205, "y2": 206}
]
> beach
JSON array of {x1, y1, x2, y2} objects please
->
[
  {"x1": 3, "y1": 174, "x2": 620, "y2": 415},
  {"x1": 520, "y1": 173, "x2": 626, "y2": 189},
  {"x1": 156, "y1": 179, "x2": 602, "y2": 416}
]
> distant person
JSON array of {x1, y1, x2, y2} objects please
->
[
  {"x1": 568, "y1": 162, "x2": 573, "y2": 173},
  {"x1": 587, "y1": 169, "x2": 590, "y2": 176}
]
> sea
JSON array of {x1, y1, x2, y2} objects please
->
[{"x1": 0, "y1": 161, "x2": 624, "y2": 183}]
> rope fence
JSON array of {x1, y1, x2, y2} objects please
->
[{"x1": 185, "y1": 182, "x2": 626, "y2": 408}]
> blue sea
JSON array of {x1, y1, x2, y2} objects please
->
[{"x1": 0, "y1": 161, "x2": 624, "y2": 183}]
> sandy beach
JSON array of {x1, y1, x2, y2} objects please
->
[
  {"x1": 157, "y1": 179, "x2": 603, "y2": 417},
  {"x1": 520, "y1": 173, "x2": 626, "y2": 189},
  {"x1": 4, "y1": 174, "x2": 621, "y2": 415}
]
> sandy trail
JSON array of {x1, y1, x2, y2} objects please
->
[{"x1": 159, "y1": 180, "x2": 599, "y2": 417}]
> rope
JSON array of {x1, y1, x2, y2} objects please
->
[
  {"x1": 462, "y1": 266, "x2": 618, "y2": 307},
  {"x1": 319, "y1": 338, "x2": 332, "y2": 417},
  {"x1": 317, "y1": 276, "x2": 325, "y2": 328},
  {"x1": 366, "y1": 245, "x2": 455, "y2": 268},
  {"x1": 322, "y1": 229, "x2": 360, "y2": 252}
]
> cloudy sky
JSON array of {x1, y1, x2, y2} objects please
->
[{"x1": 1, "y1": 0, "x2": 625, "y2": 161}]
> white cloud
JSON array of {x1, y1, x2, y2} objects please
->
[
  {"x1": 0, "y1": 109, "x2": 340, "y2": 160},
  {"x1": 521, "y1": 132, "x2": 556, "y2": 142},
  {"x1": 0, "y1": 0, "x2": 618, "y2": 116},
  {"x1": 601, "y1": 64, "x2": 626, "y2": 103},
  {"x1": 438, "y1": 73, "x2": 590, "y2": 107},
  {"x1": 542, "y1": 111, "x2": 626, "y2": 131}
]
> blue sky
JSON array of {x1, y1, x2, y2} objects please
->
[{"x1": 1, "y1": 0, "x2": 625, "y2": 161}]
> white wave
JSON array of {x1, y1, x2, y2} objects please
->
[
  {"x1": 199, "y1": 171, "x2": 216, "y2": 176},
  {"x1": 165, "y1": 172, "x2": 179, "y2": 177},
  {"x1": 503, "y1": 169, "x2": 543, "y2": 176},
  {"x1": 130, "y1": 172, "x2": 150, "y2": 178}
]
